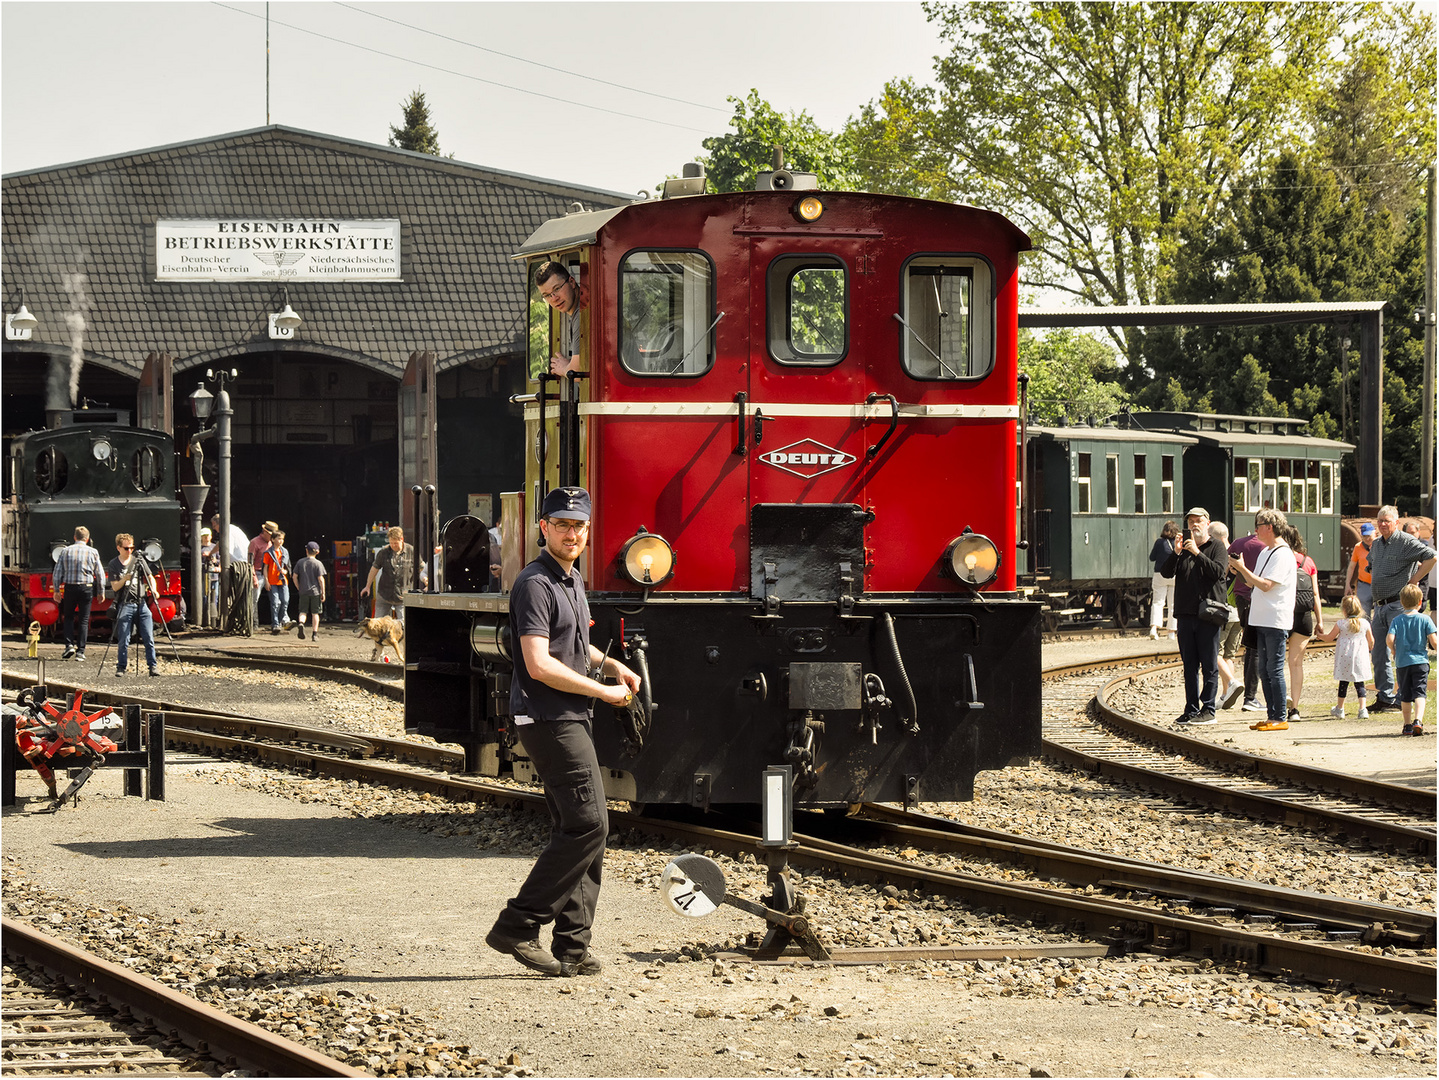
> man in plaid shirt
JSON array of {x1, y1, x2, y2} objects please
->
[{"x1": 53, "y1": 526, "x2": 107, "y2": 661}]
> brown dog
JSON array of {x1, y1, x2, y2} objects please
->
[{"x1": 354, "y1": 616, "x2": 405, "y2": 663}]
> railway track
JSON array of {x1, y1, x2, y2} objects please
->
[
  {"x1": 4, "y1": 651, "x2": 1435, "y2": 1005},
  {"x1": 1042, "y1": 654, "x2": 1436, "y2": 860},
  {"x1": 1, "y1": 917, "x2": 362, "y2": 1077}
]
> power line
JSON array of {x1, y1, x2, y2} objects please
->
[
  {"x1": 212, "y1": 2, "x2": 720, "y2": 137},
  {"x1": 333, "y1": 2, "x2": 729, "y2": 115}
]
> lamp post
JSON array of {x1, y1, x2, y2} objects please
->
[{"x1": 189, "y1": 369, "x2": 236, "y2": 630}]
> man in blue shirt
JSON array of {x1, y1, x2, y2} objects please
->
[
  {"x1": 53, "y1": 526, "x2": 106, "y2": 661},
  {"x1": 486, "y1": 487, "x2": 640, "y2": 978},
  {"x1": 1366, "y1": 506, "x2": 1436, "y2": 711}
]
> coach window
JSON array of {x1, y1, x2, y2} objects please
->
[
  {"x1": 1320, "y1": 462, "x2": 1335, "y2": 513},
  {"x1": 35, "y1": 445, "x2": 68, "y2": 496},
  {"x1": 1233, "y1": 458, "x2": 1248, "y2": 515},
  {"x1": 1105, "y1": 454, "x2": 1120, "y2": 514},
  {"x1": 899, "y1": 256, "x2": 994, "y2": 379},
  {"x1": 1246, "y1": 459, "x2": 1262, "y2": 512},
  {"x1": 1076, "y1": 453, "x2": 1092, "y2": 513},
  {"x1": 619, "y1": 250, "x2": 715, "y2": 376},
  {"x1": 1307, "y1": 462, "x2": 1321, "y2": 514},
  {"x1": 1161, "y1": 455, "x2": 1175, "y2": 513},
  {"x1": 767, "y1": 255, "x2": 847, "y2": 365},
  {"x1": 1133, "y1": 454, "x2": 1147, "y2": 514},
  {"x1": 131, "y1": 446, "x2": 163, "y2": 493}
]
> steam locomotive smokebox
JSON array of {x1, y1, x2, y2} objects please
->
[{"x1": 788, "y1": 662, "x2": 862, "y2": 710}]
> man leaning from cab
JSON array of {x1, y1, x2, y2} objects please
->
[{"x1": 535, "y1": 260, "x2": 589, "y2": 377}]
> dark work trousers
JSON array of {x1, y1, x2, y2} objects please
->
[
  {"x1": 493, "y1": 717, "x2": 608, "y2": 963},
  {"x1": 1175, "y1": 615, "x2": 1222, "y2": 717},
  {"x1": 59, "y1": 584, "x2": 95, "y2": 652},
  {"x1": 1237, "y1": 595, "x2": 1259, "y2": 703}
]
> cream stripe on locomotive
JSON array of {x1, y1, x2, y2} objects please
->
[{"x1": 522, "y1": 401, "x2": 1020, "y2": 421}]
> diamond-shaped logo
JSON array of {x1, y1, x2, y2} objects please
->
[{"x1": 758, "y1": 438, "x2": 857, "y2": 478}]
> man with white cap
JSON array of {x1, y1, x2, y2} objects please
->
[
  {"x1": 1159, "y1": 507, "x2": 1229, "y2": 725},
  {"x1": 486, "y1": 486, "x2": 640, "y2": 978}
]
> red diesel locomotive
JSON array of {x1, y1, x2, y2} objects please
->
[{"x1": 405, "y1": 165, "x2": 1043, "y2": 808}]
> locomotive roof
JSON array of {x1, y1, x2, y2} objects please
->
[{"x1": 511, "y1": 190, "x2": 1031, "y2": 260}]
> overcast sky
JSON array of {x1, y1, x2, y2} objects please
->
[{"x1": 2, "y1": 1, "x2": 946, "y2": 195}]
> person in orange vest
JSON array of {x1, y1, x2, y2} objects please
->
[{"x1": 262, "y1": 530, "x2": 292, "y2": 634}]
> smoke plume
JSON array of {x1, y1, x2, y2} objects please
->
[{"x1": 61, "y1": 271, "x2": 91, "y2": 407}]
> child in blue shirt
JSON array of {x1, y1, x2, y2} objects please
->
[{"x1": 1386, "y1": 585, "x2": 1437, "y2": 736}]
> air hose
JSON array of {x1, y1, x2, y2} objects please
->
[{"x1": 879, "y1": 612, "x2": 919, "y2": 734}]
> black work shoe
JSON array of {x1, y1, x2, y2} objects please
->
[
  {"x1": 1369, "y1": 700, "x2": 1399, "y2": 713},
  {"x1": 558, "y1": 952, "x2": 603, "y2": 977},
  {"x1": 297, "y1": 624, "x2": 306, "y2": 639},
  {"x1": 485, "y1": 928, "x2": 562, "y2": 975}
]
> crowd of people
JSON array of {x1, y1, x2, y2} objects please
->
[{"x1": 1151, "y1": 505, "x2": 1436, "y2": 736}]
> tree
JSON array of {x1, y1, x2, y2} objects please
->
[
  {"x1": 867, "y1": 2, "x2": 1345, "y2": 366},
  {"x1": 389, "y1": 89, "x2": 444, "y2": 157},
  {"x1": 698, "y1": 91, "x2": 860, "y2": 194},
  {"x1": 1018, "y1": 328, "x2": 1127, "y2": 424}
]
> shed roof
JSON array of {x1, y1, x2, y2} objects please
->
[{"x1": 2, "y1": 125, "x2": 631, "y2": 376}]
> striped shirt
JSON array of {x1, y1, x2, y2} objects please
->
[{"x1": 53, "y1": 541, "x2": 106, "y2": 589}]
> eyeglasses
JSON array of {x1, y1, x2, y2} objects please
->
[
  {"x1": 546, "y1": 519, "x2": 588, "y2": 534},
  {"x1": 538, "y1": 280, "x2": 571, "y2": 302},
  {"x1": 119, "y1": 545, "x2": 133, "y2": 550}
]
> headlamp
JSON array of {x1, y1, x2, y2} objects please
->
[
  {"x1": 141, "y1": 538, "x2": 165, "y2": 564},
  {"x1": 943, "y1": 528, "x2": 999, "y2": 587},
  {"x1": 49, "y1": 541, "x2": 67, "y2": 564},
  {"x1": 617, "y1": 528, "x2": 675, "y2": 588},
  {"x1": 795, "y1": 196, "x2": 824, "y2": 223}
]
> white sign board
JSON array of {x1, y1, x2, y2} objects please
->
[{"x1": 156, "y1": 220, "x2": 401, "y2": 281}]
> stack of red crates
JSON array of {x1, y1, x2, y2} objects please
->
[{"x1": 332, "y1": 540, "x2": 357, "y2": 621}]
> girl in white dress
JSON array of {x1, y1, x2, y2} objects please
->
[{"x1": 1317, "y1": 594, "x2": 1375, "y2": 718}]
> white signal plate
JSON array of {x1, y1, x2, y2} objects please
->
[{"x1": 660, "y1": 852, "x2": 727, "y2": 918}]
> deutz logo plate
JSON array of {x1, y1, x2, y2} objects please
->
[{"x1": 759, "y1": 438, "x2": 857, "y2": 478}]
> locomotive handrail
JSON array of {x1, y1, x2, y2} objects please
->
[
  {"x1": 865, "y1": 393, "x2": 898, "y2": 459},
  {"x1": 733, "y1": 392, "x2": 748, "y2": 456}
]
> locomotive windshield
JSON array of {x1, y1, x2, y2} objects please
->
[
  {"x1": 900, "y1": 256, "x2": 994, "y2": 379},
  {"x1": 618, "y1": 250, "x2": 715, "y2": 376}
]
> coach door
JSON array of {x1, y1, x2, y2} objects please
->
[{"x1": 745, "y1": 236, "x2": 873, "y2": 603}]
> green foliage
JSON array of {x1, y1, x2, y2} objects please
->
[
  {"x1": 699, "y1": 90, "x2": 861, "y2": 193},
  {"x1": 388, "y1": 89, "x2": 444, "y2": 157},
  {"x1": 1019, "y1": 329, "x2": 1126, "y2": 424},
  {"x1": 911, "y1": 0, "x2": 1343, "y2": 321}
]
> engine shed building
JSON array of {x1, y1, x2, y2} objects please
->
[{"x1": 2, "y1": 125, "x2": 629, "y2": 571}]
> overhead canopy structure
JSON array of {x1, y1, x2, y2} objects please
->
[{"x1": 1018, "y1": 301, "x2": 1388, "y2": 507}]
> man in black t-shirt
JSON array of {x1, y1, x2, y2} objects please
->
[{"x1": 486, "y1": 487, "x2": 639, "y2": 978}]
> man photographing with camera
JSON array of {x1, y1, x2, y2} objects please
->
[
  {"x1": 106, "y1": 532, "x2": 159, "y2": 678},
  {"x1": 1160, "y1": 508, "x2": 1230, "y2": 725}
]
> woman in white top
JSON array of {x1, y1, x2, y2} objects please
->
[{"x1": 1228, "y1": 508, "x2": 1296, "y2": 729}]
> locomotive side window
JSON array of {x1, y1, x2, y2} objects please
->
[
  {"x1": 131, "y1": 445, "x2": 164, "y2": 493},
  {"x1": 900, "y1": 256, "x2": 994, "y2": 379},
  {"x1": 619, "y1": 250, "x2": 715, "y2": 376},
  {"x1": 767, "y1": 255, "x2": 847, "y2": 365},
  {"x1": 34, "y1": 446, "x2": 69, "y2": 495}
]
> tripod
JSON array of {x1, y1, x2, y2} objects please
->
[{"x1": 93, "y1": 558, "x2": 178, "y2": 677}]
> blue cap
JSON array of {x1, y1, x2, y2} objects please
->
[
  {"x1": 540, "y1": 486, "x2": 591, "y2": 521},
  {"x1": 1360, "y1": 523, "x2": 1375, "y2": 536}
]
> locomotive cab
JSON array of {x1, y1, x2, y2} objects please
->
[{"x1": 405, "y1": 182, "x2": 1044, "y2": 809}]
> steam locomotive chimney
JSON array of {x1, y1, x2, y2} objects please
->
[{"x1": 45, "y1": 355, "x2": 70, "y2": 429}]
